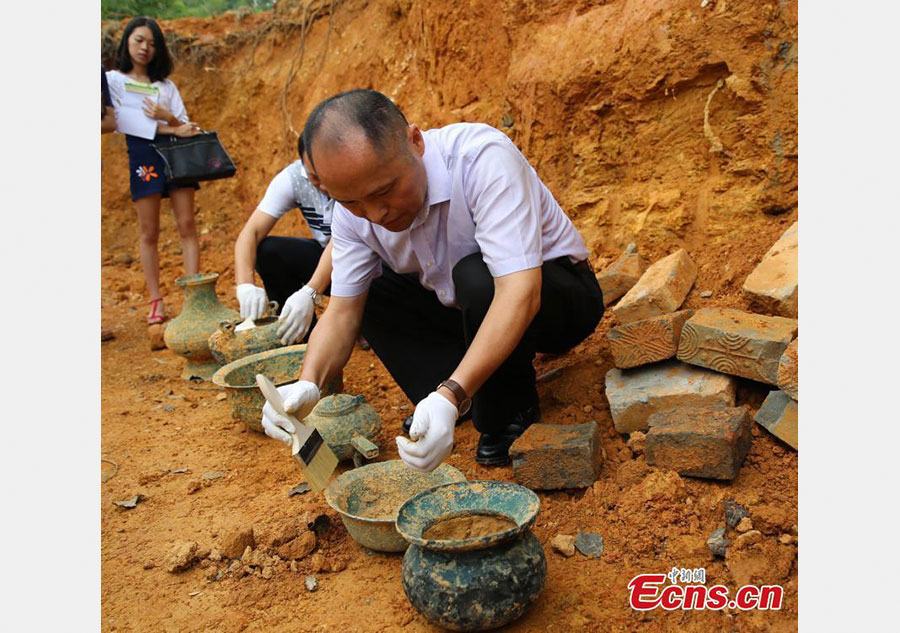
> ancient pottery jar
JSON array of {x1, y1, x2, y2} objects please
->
[
  {"x1": 305, "y1": 394, "x2": 382, "y2": 463},
  {"x1": 396, "y1": 481, "x2": 546, "y2": 631},
  {"x1": 208, "y1": 300, "x2": 283, "y2": 365},
  {"x1": 323, "y1": 460, "x2": 465, "y2": 552},
  {"x1": 163, "y1": 273, "x2": 239, "y2": 381},
  {"x1": 211, "y1": 345, "x2": 342, "y2": 433}
]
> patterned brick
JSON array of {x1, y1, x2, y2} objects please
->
[
  {"x1": 510, "y1": 422, "x2": 602, "y2": 490},
  {"x1": 677, "y1": 308, "x2": 797, "y2": 385},
  {"x1": 743, "y1": 222, "x2": 798, "y2": 318},
  {"x1": 754, "y1": 390, "x2": 798, "y2": 450},
  {"x1": 596, "y1": 243, "x2": 647, "y2": 306},
  {"x1": 646, "y1": 406, "x2": 752, "y2": 480},
  {"x1": 777, "y1": 338, "x2": 798, "y2": 400},
  {"x1": 605, "y1": 360, "x2": 736, "y2": 433},
  {"x1": 612, "y1": 249, "x2": 697, "y2": 324},
  {"x1": 607, "y1": 310, "x2": 694, "y2": 368}
]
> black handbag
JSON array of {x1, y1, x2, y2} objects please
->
[{"x1": 151, "y1": 131, "x2": 236, "y2": 186}]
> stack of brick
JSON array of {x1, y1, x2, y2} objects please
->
[{"x1": 597, "y1": 228, "x2": 800, "y2": 482}]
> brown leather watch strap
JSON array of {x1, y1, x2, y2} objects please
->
[{"x1": 437, "y1": 379, "x2": 471, "y2": 416}]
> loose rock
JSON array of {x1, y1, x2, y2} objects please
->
[
  {"x1": 551, "y1": 534, "x2": 576, "y2": 557},
  {"x1": 723, "y1": 500, "x2": 750, "y2": 528},
  {"x1": 574, "y1": 533, "x2": 604, "y2": 558},
  {"x1": 735, "y1": 517, "x2": 753, "y2": 533},
  {"x1": 165, "y1": 540, "x2": 200, "y2": 573},
  {"x1": 277, "y1": 530, "x2": 317, "y2": 561},
  {"x1": 220, "y1": 526, "x2": 256, "y2": 559},
  {"x1": 305, "y1": 575, "x2": 318, "y2": 592},
  {"x1": 707, "y1": 527, "x2": 729, "y2": 558},
  {"x1": 148, "y1": 324, "x2": 166, "y2": 351}
]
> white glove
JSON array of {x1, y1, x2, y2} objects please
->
[
  {"x1": 261, "y1": 380, "x2": 321, "y2": 446},
  {"x1": 396, "y1": 391, "x2": 458, "y2": 472},
  {"x1": 277, "y1": 286, "x2": 316, "y2": 345},
  {"x1": 237, "y1": 283, "x2": 267, "y2": 320}
]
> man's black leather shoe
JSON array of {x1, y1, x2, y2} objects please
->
[{"x1": 475, "y1": 405, "x2": 542, "y2": 466}]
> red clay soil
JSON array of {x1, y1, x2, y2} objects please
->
[{"x1": 101, "y1": 1, "x2": 798, "y2": 631}]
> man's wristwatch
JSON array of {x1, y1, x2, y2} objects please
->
[
  {"x1": 301, "y1": 284, "x2": 323, "y2": 307},
  {"x1": 436, "y1": 379, "x2": 471, "y2": 417}
]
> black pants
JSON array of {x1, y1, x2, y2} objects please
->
[
  {"x1": 360, "y1": 253, "x2": 604, "y2": 434},
  {"x1": 255, "y1": 236, "x2": 328, "y2": 311}
]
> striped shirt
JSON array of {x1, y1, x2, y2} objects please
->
[{"x1": 257, "y1": 160, "x2": 333, "y2": 248}]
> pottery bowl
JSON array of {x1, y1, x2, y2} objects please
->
[{"x1": 324, "y1": 460, "x2": 466, "y2": 552}]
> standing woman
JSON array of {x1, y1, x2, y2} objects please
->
[{"x1": 106, "y1": 17, "x2": 202, "y2": 324}]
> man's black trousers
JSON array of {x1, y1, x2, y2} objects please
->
[
  {"x1": 360, "y1": 253, "x2": 604, "y2": 434},
  {"x1": 255, "y1": 236, "x2": 327, "y2": 310}
]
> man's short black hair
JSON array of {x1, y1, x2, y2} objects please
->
[
  {"x1": 297, "y1": 133, "x2": 305, "y2": 160},
  {"x1": 302, "y1": 89, "x2": 409, "y2": 170},
  {"x1": 116, "y1": 17, "x2": 173, "y2": 83}
]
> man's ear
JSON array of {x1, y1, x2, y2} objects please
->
[{"x1": 408, "y1": 124, "x2": 425, "y2": 157}]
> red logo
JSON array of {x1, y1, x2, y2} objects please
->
[{"x1": 628, "y1": 569, "x2": 783, "y2": 611}]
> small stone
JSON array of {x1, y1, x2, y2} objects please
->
[
  {"x1": 742, "y1": 221, "x2": 798, "y2": 317},
  {"x1": 241, "y1": 546, "x2": 253, "y2": 563},
  {"x1": 163, "y1": 404, "x2": 175, "y2": 413},
  {"x1": 777, "y1": 338, "x2": 798, "y2": 400},
  {"x1": 596, "y1": 243, "x2": 647, "y2": 306},
  {"x1": 677, "y1": 308, "x2": 797, "y2": 384},
  {"x1": 216, "y1": 392, "x2": 228, "y2": 401},
  {"x1": 605, "y1": 360, "x2": 737, "y2": 433},
  {"x1": 735, "y1": 517, "x2": 754, "y2": 533},
  {"x1": 290, "y1": 560, "x2": 299, "y2": 573},
  {"x1": 305, "y1": 575, "x2": 318, "y2": 592},
  {"x1": 607, "y1": 310, "x2": 694, "y2": 369},
  {"x1": 551, "y1": 534, "x2": 576, "y2": 557},
  {"x1": 227, "y1": 560, "x2": 241, "y2": 574},
  {"x1": 261, "y1": 566, "x2": 273, "y2": 579},
  {"x1": 220, "y1": 527, "x2": 255, "y2": 559},
  {"x1": 288, "y1": 482, "x2": 311, "y2": 497},
  {"x1": 626, "y1": 431, "x2": 646, "y2": 455},
  {"x1": 113, "y1": 494, "x2": 144, "y2": 509},
  {"x1": 206, "y1": 568, "x2": 223, "y2": 582},
  {"x1": 208, "y1": 549, "x2": 222, "y2": 562},
  {"x1": 202, "y1": 471, "x2": 225, "y2": 480},
  {"x1": 583, "y1": 405, "x2": 593, "y2": 413},
  {"x1": 723, "y1": 500, "x2": 750, "y2": 528},
  {"x1": 113, "y1": 252, "x2": 134, "y2": 265},
  {"x1": 148, "y1": 324, "x2": 167, "y2": 350},
  {"x1": 754, "y1": 390, "x2": 798, "y2": 450},
  {"x1": 645, "y1": 406, "x2": 753, "y2": 480},
  {"x1": 165, "y1": 540, "x2": 200, "y2": 573},
  {"x1": 778, "y1": 534, "x2": 795, "y2": 545},
  {"x1": 574, "y1": 533, "x2": 604, "y2": 558},
  {"x1": 143, "y1": 561, "x2": 155, "y2": 570},
  {"x1": 707, "y1": 527, "x2": 729, "y2": 558},
  {"x1": 509, "y1": 422, "x2": 602, "y2": 490},
  {"x1": 700, "y1": 290, "x2": 713, "y2": 298},
  {"x1": 613, "y1": 248, "x2": 697, "y2": 324}
]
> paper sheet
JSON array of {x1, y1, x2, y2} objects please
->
[{"x1": 116, "y1": 81, "x2": 159, "y2": 140}]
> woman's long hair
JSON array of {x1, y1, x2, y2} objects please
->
[{"x1": 115, "y1": 16, "x2": 173, "y2": 83}]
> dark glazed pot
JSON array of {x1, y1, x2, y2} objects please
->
[
  {"x1": 163, "y1": 273, "x2": 239, "y2": 380},
  {"x1": 396, "y1": 481, "x2": 547, "y2": 631}
]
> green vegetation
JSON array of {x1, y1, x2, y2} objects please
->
[{"x1": 101, "y1": 0, "x2": 275, "y2": 20}]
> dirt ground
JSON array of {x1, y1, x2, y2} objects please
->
[{"x1": 101, "y1": 1, "x2": 798, "y2": 630}]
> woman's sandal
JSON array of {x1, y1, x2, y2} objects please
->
[{"x1": 147, "y1": 297, "x2": 167, "y2": 325}]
